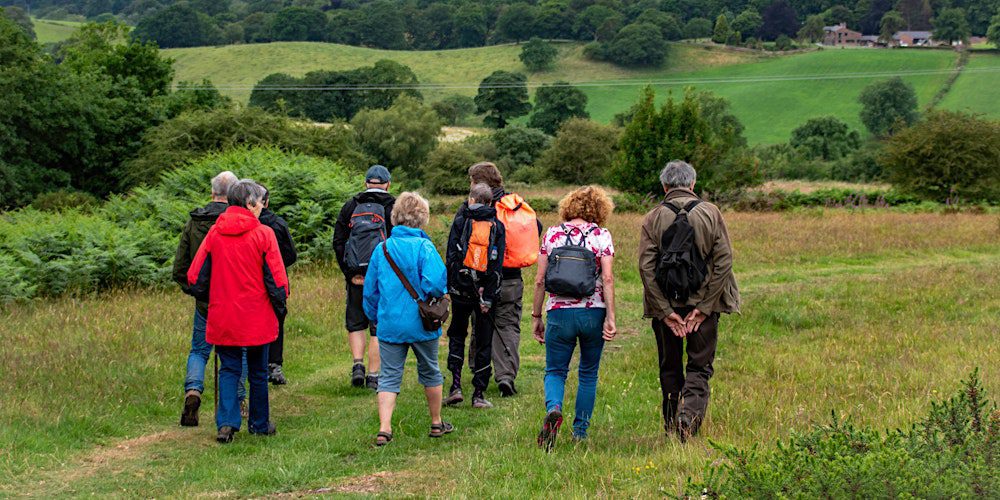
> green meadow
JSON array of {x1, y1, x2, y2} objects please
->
[
  {"x1": 2, "y1": 211, "x2": 997, "y2": 497},
  {"x1": 939, "y1": 51, "x2": 1000, "y2": 119},
  {"x1": 164, "y1": 41, "x2": 993, "y2": 144},
  {"x1": 30, "y1": 17, "x2": 82, "y2": 44}
]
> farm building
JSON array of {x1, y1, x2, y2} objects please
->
[
  {"x1": 823, "y1": 23, "x2": 862, "y2": 46},
  {"x1": 893, "y1": 31, "x2": 939, "y2": 47}
]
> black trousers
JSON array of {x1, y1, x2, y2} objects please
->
[
  {"x1": 652, "y1": 306, "x2": 719, "y2": 432},
  {"x1": 446, "y1": 300, "x2": 495, "y2": 391},
  {"x1": 268, "y1": 314, "x2": 285, "y2": 366}
]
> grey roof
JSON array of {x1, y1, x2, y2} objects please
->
[{"x1": 894, "y1": 31, "x2": 932, "y2": 40}]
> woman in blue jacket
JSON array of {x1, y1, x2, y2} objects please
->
[{"x1": 363, "y1": 192, "x2": 453, "y2": 446}]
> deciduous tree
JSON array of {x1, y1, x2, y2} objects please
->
[
  {"x1": 858, "y1": 77, "x2": 918, "y2": 136},
  {"x1": 475, "y1": 71, "x2": 531, "y2": 128},
  {"x1": 528, "y1": 82, "x2": 589, "y2": 134}
]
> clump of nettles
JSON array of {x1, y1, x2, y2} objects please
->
[{"x1": 687, "y1": 369, "x2": 998, "y2": 498}]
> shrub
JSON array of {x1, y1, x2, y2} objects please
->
[
  {"x1": 0, "y1": 148, "x2": 358, "y2": 302},
  {"x1": 351, "y1": 95, "x2": 442, "y2": 178},
  {"x1": 790, "y1": 116, "x2": 862, "y2": 161},
  {"x1": 122, "y1": 106, "x2": 368, "y2": 188},
  {"x1": 424, "y1": 141, "x2": 481, "y2": 195},
  {"x1": 30, "y1": 190, "x2": 100, "y2": 213},
  {"x1": 773, "y1": 34, "x2": 795, "y2": 50},
  {"x1": 431, "y1": 95, "x2": 476, "y2": 126},
  {"x1": 882, "y1": 111, "x2": 1000, "y2": 202},
  {"x1": 537, "y1": 118, "x2": 620, "y2": 183},
  {"x1": 519, "y1": 37, "x2": 558, "y2": 72},
  {"x1": 492, "y1": 126, "x2": 551, "y2": 171},
  {"x1": 688, "y1": 370, "x2": 999, "y2": 498}
]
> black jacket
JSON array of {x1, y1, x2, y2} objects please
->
[
  {"x1": 259, "y1": 208, "x2": 297, "y2": 270},
  {"x1": 332, "y1": 190, "x2": 395, "y2": 277},
  {"x1": 491, "y1": 187, "x2": 543, "y2": 280},
  {"x1": 173, "y1": 201, "x2": 228, "y2": 316},
  {"x1": 446, "y1": 203, "x2": 506, "y2": 306}
]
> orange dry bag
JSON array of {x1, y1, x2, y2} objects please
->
[
  {"x1": 462, "y1": 220, "x2": 494, "y2": 272},
  {"x1": 496, "y1": 193, "x2": 539, "y2": 268}
]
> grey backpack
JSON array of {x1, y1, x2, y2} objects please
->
[{"x1": 344, "y1": 202, "x2": 387, "y2": 278}]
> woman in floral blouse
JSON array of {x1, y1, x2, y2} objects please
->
[{"x1": 531, "y1": 186, "x2": 617, "y2": 450}]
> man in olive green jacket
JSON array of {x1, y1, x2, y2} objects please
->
[{"x1": 638, "y1": 160, "x2": 740, "y2": 441}]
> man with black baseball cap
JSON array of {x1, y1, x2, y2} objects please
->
[{"x1": 333, "y1": 165, "x2": 395, "y2": 390}]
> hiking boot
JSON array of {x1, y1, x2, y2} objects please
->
[
  {"x1": 365, "y1": 375, "x2": 379, "y2": 392},
  {"x1": 250, "y1": 420, "x2": 277, "y2": 436},
  {"x1": 268, "y1": 363, "x2": 287, "y2": 385},
  {"x1": 180, "y1": 391, "x2": 201, "y2": 427},
  {"x1": 351, "y1": 363, "x2": 366, "y2": 388},
  {"x1": 664, "y1": 393, "x2": 680, "y2": 437},
  {"x1": 471, "y1": 391, "x2": 493, "y2": 409},
  {"x1": 537, "y1": 409, "x2": 563, "y2": 452},
  {"x1": 216, "y1": 426, "x2": 235, "y2": 443},
  {"x1": 240, "y1": 399, "x2": 249, "y2": 419},
  {"x1": 678, "y1": 414, "x2": 695, "y2": 444},
  {"x1": 498, "y1": 379, "x2": 517, "y2": 397},
  {"x1": 444, "y1": 387, "x2": 464, "y2": 406}
]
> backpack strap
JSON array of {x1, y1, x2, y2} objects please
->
[
  {"x1": 683, "y1": 200, "x2": 701, "y2": 213},
  {"x1": 382, "y1": 243, "x2": 420, "y2": 301}
]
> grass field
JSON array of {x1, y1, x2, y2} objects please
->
[
  {"x1": 2, "y1": 210, "x2": 997, "y2": 497},
  {"x1": 165, "y1": 41, "x2": 988, "y2": 144},
  {"x1": 30, "y1": 17, "x2": 82, "y2": 44},
  {"x1": 939, "y1": 51, "x2": 1000, "y2": 120}
]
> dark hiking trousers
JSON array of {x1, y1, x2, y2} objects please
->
[
  {"x1": 652, "y1": 306, "x2": 719, "y2": 433},
  {"x1": 268, "y1": 314, "x2": 285, "y2": 366},
  {"x1": 492, "y1": 277, "x2": 523, "y2": 384},
  {"x1": 447, "y1": 300, "x2": 495, "y2": 391}
]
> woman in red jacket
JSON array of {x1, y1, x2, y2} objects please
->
[{"x1": 187, "y1": 179, "x2": 289, "y2": 443}]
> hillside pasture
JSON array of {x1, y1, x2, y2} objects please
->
[
  {"x1": 166, "y1": 42, "x2": 981, "y2": 144},
  {"x1": 1, "y1": 211, "x2": 997, "y2": 497},
  {"x1": 939, "y1": 51, "x2": 1000, "y2": 120},
  {"x1": 30, "y1": 17, "x2": 82, "y2": 44}
]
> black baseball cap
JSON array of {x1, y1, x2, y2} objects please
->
[{"x1": 365, "y1": 165, "x2": 391, "y2": 184}]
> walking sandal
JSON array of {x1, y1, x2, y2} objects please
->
[
  {"x1": 375, "y1": 431, "x2": 393, "y2": 447},
  {"x1": 429, "y1": 421, "x2": 454, "y2": 438}
]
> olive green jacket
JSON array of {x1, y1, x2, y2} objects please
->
[{"x1": 638, "y1": 188, "x2": 740, "y2": 320}]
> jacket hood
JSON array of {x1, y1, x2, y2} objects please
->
[
  {"x1": 355, "y1": 190, "x2": 395, "y2": 205},
  {"x1": 462, "y1": 203, "x2": 497, "y2": 221},
  {"x1": 390, "y1": 225, "x2": 431, "y2": 240},
  {"x1": 215, "y1": 206, "x2": 261, "y2": 236},
  {"x1": 258, "y1": 208, "x2": 279, "y2": 225},
  {"x1": 491, "y1": 187, "x2": 507, "y2": 203},
  {"x1": 189, "y1": 201, "x2": 228, "y2": 221}
]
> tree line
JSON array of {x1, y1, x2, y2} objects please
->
[{"x1": 9, "y1": 0, "x2": 998, "y2": 52}]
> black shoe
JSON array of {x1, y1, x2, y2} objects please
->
[
  {"x1": 664, "y1": 393, "x2": 680, "y2": 437},
  {"x1": 537, "y1": 409, "x2": 563, "y2": 452},
  {"x1": 678, "y1": 414, "x2": 695, "y2": 444},
  {"x1": 351, "y1": 363, "x2": 366, "y2": 388},
  {"x1": 250, "y1": 421, "x2": 277, "y2": 436},
  {"x1": 269, "y1": 363, "x2": 287, "y2": 385},
  {"x1": 216, "y1": 426, "x2": 235, "y2": 443},
  {"x1": 180, "y1": 393, "x2": 200, "y2": 427},
  {"x1": 366, "y1": 375, "x2": 379, "y2": 392},
  {"x1": 498, "y1": 379, "x2": 516, "y2": 397}
]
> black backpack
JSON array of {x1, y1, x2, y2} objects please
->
[
  {"x1": 544, "y1": 225, "x2": 598, "y2": 299},
  {"x1": 344, "y1": 202, "x2": 387, "y2": 278},
  {"x1": 655, "y1": 200, "x2": 708, "y2": 303}
]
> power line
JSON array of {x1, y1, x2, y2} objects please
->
[{"x1": 173, "y1": 66, "x2": 1000, "y2": 91}]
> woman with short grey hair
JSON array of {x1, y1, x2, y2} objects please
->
[
  {"x1": 363, "y1": 192, "x2": 452, "y2": 446},
  {"x1": 186, "y1": 179, "x2": 290, "y2": 443}
]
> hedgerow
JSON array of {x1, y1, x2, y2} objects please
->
[{"x1": 0, "y1": 148, "x2": 357, "y2": 302}]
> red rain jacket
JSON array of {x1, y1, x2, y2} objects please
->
[{"x1": 186, "y1": 206, "x2": 289, "y2": 347}]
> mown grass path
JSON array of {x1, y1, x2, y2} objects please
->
[{"x1": 2, "y1": 211, "x2": 998, "y2": 497}]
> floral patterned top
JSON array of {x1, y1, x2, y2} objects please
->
[{"x1": 539, "y1": 222, "x2": 615, "y2": 311}]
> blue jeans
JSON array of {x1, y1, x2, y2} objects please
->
[
  {"x1": 185, "y1": 310, "x2": 247, "y2": 399},
  {"x1": 217, "y1": 344, "x2": 270, "y2": 432},
  {"x1": 544, "y1": 308, "x2": 606, "y2": 438},
  {"x1": 378, "y1": 339, "x2": 444, "y2": 394}
]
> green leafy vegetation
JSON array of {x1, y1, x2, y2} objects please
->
[{"x1": 0, "y1": 148, "x2": 357, "y2": 302}]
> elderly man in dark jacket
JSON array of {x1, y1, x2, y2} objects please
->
[
  {"x1": 258, "y1": 185, "x2": 297, "y2": 386},
  {"x1": 175, "y1": 170, "x2": 239, "y2": 427},
  {"x1": 638, "y1": 160, "x2": 741, "y2": 442},
  {"x1": 332, "y1": 165, "x2": 395, "y2": 390}
]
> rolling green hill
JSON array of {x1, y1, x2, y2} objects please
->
[
  {"x1": 167, "y1": 42, "x2": 993, "y2": 144},
  {"x1": 30, "y1": 17, "x2": 82, "y2": 44},
  {"x1": 939, "y1": 52, "x2": 1000, "y2": 119}
]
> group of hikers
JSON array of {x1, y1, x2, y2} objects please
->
[{"x1": 172, "y1": 160, "x2": 739, "y2": 449}]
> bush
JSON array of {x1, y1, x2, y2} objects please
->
[
  {"x1": 537, "y1": 118, "x2": 620, "y2": 183},
  {"x1": 431, "y1": 95, "x2": 476, "y2": 126},
  {"x1": 122, "y1": 106, "x2": 367, "y2": 188},
  {"x1": 773, "y1": 34, "x2": 795, "y2": 50},
  {"x1": 492, "y1": 126, "x2": 551, "y2": 171},
  {"x1": 0, "y1": 148, "x2": 359, "y2": 302},
  {"x1": 882, "y1": 111, "x2": 1000, "y2": 202},
  {"x1": 30, "y1": 190, "x2": 100, "y2": 213},
  {"x1": 519, "y1": 37, "x2": 558, "y2": 72},
  {"x1": 424, "y1": 141, "x2": 481, "y2": 195},
  {"x1": 790, "y1": 116, "x2": 861, "y2": 161},
  {"x1": 351, "y1": 95, "x2": 442, "y2": 179},
  {"x1": 688, "y1": 370, "x2": 999, "y2": 498}
]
